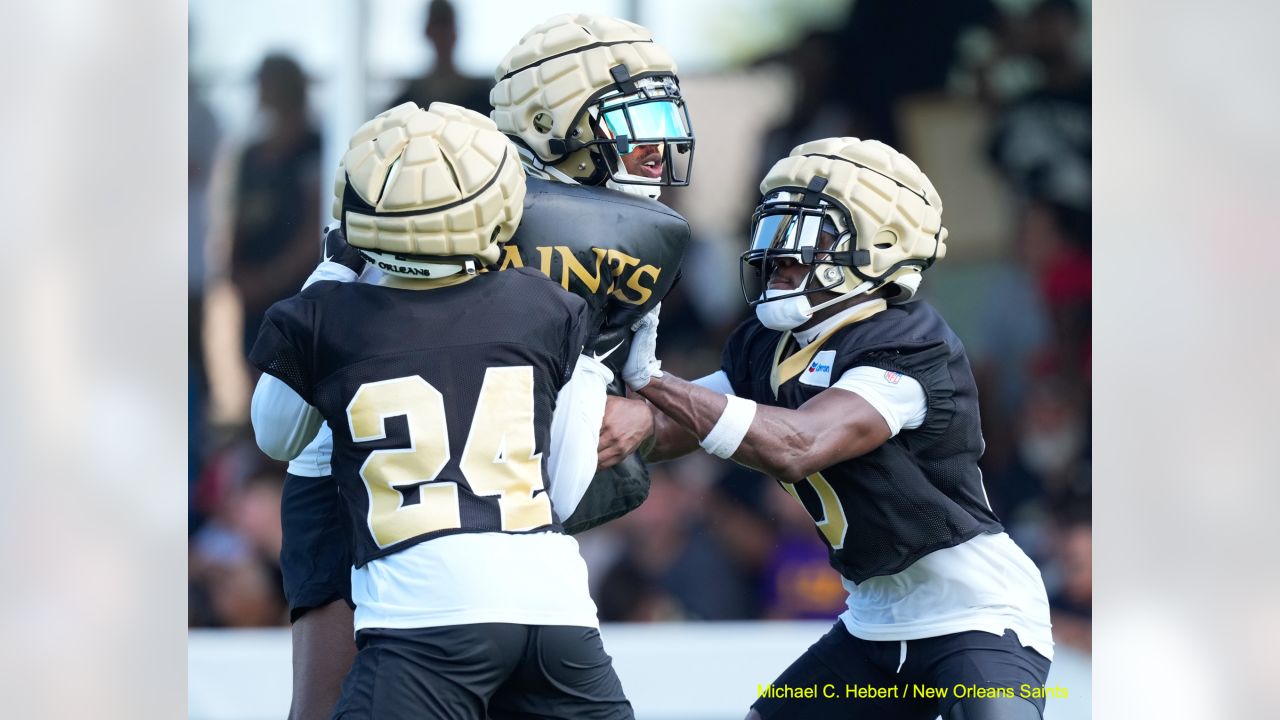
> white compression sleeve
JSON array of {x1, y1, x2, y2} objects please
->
[
  {"x1": 546, "y1": 355, "x2": 614, "y2": 520},
  {"x1": 250, "y1": 374, "x2": 323, "y2": 461}
]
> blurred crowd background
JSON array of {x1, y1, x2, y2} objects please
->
[{"x1": 188, "y1": 0, "x2": 1091, "y2": 659}]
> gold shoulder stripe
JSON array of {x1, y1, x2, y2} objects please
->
[{"x1": 769, "y1": 300, "x2": 887, "y2": 397}]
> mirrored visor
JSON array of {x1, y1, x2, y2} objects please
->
[
  {"x1": 601, "y1": 99, "x2": 690, "y2": 140},
  {"x1": 749, "y1": 211, "x2": 823, "y2": 254}
]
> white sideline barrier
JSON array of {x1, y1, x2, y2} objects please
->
[{"x1": 189, "y1": 623, "x2": 1091, "y2": 720}]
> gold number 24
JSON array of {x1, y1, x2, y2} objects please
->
[{"x1": 346, "y1": 367, "x2": 553, "y2": 548}]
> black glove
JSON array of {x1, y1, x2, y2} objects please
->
[{"x1": 321, "y1": 225, "x2": 367, "y2": 275}]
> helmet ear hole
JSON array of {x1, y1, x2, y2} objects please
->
[
  {"x1": 532, "y1": 111, "x2": 553, "y2": 134},
  {"x1": 873, "y1": 229, "x2": 898, "y2": 250},
  {"x1": 821, "y1": 266, "x2": 841, "y2": 284}
]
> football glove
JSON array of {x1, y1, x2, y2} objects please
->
[
  {"x1": 321, "y1": 225, "x2": 367, "y2": 275},
  {"x1": 622, "y1": 303, "x2": 663, "y2": 391}
]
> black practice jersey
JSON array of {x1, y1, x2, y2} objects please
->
[
  {"x1": 501, "y1": 177, "x2": 691, "y2": 533},
  {"x1": 250, "y1": 268, "x2": 590, "y2": 567},
  {"x1": 721, "y1": 301, "x2": 1003, "y2": 583}
]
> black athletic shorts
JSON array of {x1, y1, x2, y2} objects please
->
[
  {"x1": 751, "y1": 622, "x2": 1051, "y2": 720},
  {"x1": 279, "y1": 473, "x2": 353, "y2": 622},
  {"x1": 333, "y1": 624, "x2": 633, "y2": 720}
]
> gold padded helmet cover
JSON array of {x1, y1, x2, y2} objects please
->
[
  {"x1": 760, "y1": 137, "x2": 948, "y2": 295},
  {"x1": 490, "y1": 14, "x2": 679, "y2": 182},
  {"x1": 333, "y1": 101, "x2": 526, "y2": 267}
]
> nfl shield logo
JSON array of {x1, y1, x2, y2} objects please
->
[{"x1": 884, "y1": 371, "x2": 901, "y2": 384}]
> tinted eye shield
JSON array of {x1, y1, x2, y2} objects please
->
[
  {"x1": 740, "y1": 200, "x2": 856, "y2": 305},
  {"x1": 549, "y1": 73, "x2": 694, "y2": 185}
]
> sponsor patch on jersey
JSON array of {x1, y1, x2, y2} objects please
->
[
  {"x1": 884, "y1": 370, "x2": 901, "y2": 384},
  {"x1": 800, "y1": 350, "x2": 837, "y2": 387}
]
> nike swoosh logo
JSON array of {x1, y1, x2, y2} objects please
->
[{"x1": 592, "y1": 339, "x2": 625, "y2": 362}]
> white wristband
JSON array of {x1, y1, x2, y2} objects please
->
[{"x1": 699, "y1": 395, "x2": 757, "y2": 459}]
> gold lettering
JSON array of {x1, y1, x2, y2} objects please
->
[
  {"x1": 555, "y1": 246, "x2": 606, "y2": 294},
  {"x1": 603, "y1": 249, "x2": 641, "y2": 295},
  {"x1": 617, "y1": 263, "x2": 660, "y2": 306},
  {"x1": 536, "y1": 246, "x2": 554, "y2": 277},
  {"x1": 497, "y1": 244, "x2": 524, "y2": 270}
]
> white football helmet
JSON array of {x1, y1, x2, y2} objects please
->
[
  {"x1": 743, "y1": 137, "x2": 948, "y2": 309},
  {"x1": 333, "y1": 102, "x2": 527, "y2": 279},
  {"x1": 490, "y1": 13, "x2": 694, "y2": 188}
]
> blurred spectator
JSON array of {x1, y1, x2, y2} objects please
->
[
  {"x1": 759, "y1": 482, "x2": 847, "y2": 620},
  {"x1": 989, "y1": 0, "x2": 1091, "y2": 210},
  {"x1": 189, "y1": 80, "x2": 220, "y2": 393},
  {"x1": 189, "y1": 467, "x2": 288, "y2": 627},
  {"x1": 228, "y1": 54, "x2": 322, "y2": 359},
  {"x1": 975, "y1": 197, "x2": 1090, "y2": 533},
  {"x1": 754, "y1": 30, "x2": 852, "y2": 182},
  {"x1": 1020, "y1": 198, "x2": 1091, "y2": 385},
  {"x1": 593, "y1": 460, "x2": 762, "y2": 621},
  {"x1": 832, "y1": 0, "x2": 1008, "y2": 146},
  {"x1": 389, "y1": 0, "x2": 492, "y2": 114},
  {"x1": 189, "y1": 79, "x2": 220, "y2": 532}
]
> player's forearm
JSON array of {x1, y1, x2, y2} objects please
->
[
  {"x1": 637, "y1": 374, "x2": 805, "y2": 480},
  {"x1": 644, "y1": 403, "x2": 701, "y2": 462}
]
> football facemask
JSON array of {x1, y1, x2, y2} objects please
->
[
  {"x1": 740, "y1": 194, "x2": 861, "y2": 307},
  {"x1": 575, "y1": 76, "x2": 694, "y2": 187}
]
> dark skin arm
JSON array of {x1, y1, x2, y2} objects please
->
[
  {"x1": 288, "y1": 599, "x2": 355, "y2": 720},
  {"x1": 634, "y1": 373, "x2": 893, "y2": 483},
  {"x1": 597, "y1": 395, "x2": 699, "y2": 468}
]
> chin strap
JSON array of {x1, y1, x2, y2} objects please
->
[
  {"x1": 606, "y1": 177, "x2": 662, "y2": 200},
  {"x1": 516, "y1": 145, "x2": 581, "y2": 185},
  {"x1": 806, "y1": 280, "x2": 876, "y2": 314}
]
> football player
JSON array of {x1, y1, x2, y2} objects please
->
[
  {"x1": 271, "y1": 15, "x2": 694, "y2": 719},
  {"x1": 607, "y1": 138, "x2": 1055, "y2": 720},
  {"x1": 250, "y1": 103, "x2": 632, "y2": 719}
]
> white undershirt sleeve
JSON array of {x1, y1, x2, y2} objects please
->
[
  {"x1": 288, "y1": 423, "x2": 334, "y2": 477},
  {"x1": 692, "y1": 370, "x2": 735, "y2": 395},
  {"x1": 280, "y1": 261, "x2": 373, "y2": 475},
  {"x1": 250, "y1": 374, "x2": 324, "y2": 461},
  {"x1": 546, "y1": 354, "x2": 614, "y2": 521},
  {"x1": 829, "y1": 366, "x2": 928, "y2": 437}
]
